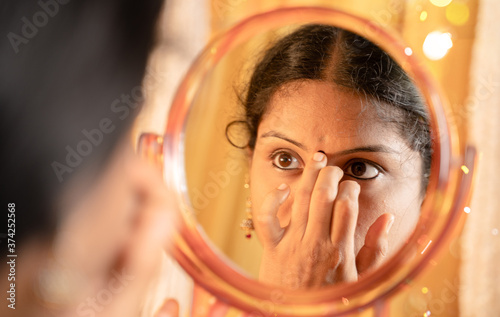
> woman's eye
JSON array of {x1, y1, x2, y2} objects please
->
[
  {"x1": 345, "y1": 161, "x2": 380, "y2": 179},
  {"x1": 272, "y1": 152, "x2": 301, "y2": 170}
]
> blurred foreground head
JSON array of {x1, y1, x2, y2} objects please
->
[{"x1": 0, "y1": 0, "x2": 164, "y2": 247}]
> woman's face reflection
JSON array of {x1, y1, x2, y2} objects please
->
[{"x1": 249, "y1": 80, "x2": 424, "y2": 287}]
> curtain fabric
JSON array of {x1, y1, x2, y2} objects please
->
[{"x1": 460, "y1": 0, "x2": 500, "y2": 315}]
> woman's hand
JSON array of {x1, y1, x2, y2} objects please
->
[
  {"x1": 255, "y1": 152, "x2": 394, "y2": 289},
  {"x1": 36, "y1": 150, "x2": 181, "y2": 317}
]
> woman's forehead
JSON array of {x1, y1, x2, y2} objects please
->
[
  {"x1": 260, "y1": 80, "x2": 404, "y2": 151},
  {"x1": 268, "y1": 80, "x2": 374, "y2": 119}
]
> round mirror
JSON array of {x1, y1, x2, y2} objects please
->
[{"x1": 145, "y1": 6, "x2": 475, "y2": 316}]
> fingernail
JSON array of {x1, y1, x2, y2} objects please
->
[
  {"x1": 157, "y1": 299, "x2": 179, "y2": 317},
  {"x1": 313, "y1": 152, "x2": 325, "y2": 162},
  {"x1": 279, "y1": 191, "x2": 290, "y2": 204},
  {"x1": 277, "y1": 183, "x2": 287, "y2": 190},
  {"x1": 277, "y1": 184, "x2": 290, "y2": 203},
  {"x1": 386, "y1": 215, "x2": 395, "y2": 234},
  {"x1": 157, "y1": 311, "x2": 173, "y2": 317}
]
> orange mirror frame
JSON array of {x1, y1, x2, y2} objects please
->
[{"x1": 138, "y1": 6, "x2": 476, "y2": 316}]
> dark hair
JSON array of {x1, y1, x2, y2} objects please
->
[
  {"x1": 0, "y1": 0, "x2": 163, "y2": 247},
  {"x1": 227, "y1": 24, "x2": 432, "y2": 189}
]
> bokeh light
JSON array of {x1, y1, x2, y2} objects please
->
[
  {"x1": 420, "y1": 11, "x2": 428, "y2": 21},
  {"x1": 423, "y1": 31, "x2": 453, "y2": 60},
  {"x1": 430, "y1": 0, "x2": 453, "y2": 7},
  {"x1": 464, "y1": 206, "x2": 471, "y2": 213},
  {"x1": 446, "y1": 2, "x2": 470, "y2": 26}
]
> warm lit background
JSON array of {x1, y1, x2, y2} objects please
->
[{"x1": 134, "y1": 0, "x2": 500, "y2": 316}]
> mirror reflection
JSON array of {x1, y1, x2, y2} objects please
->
[{"x1": 185, "y1": 24, "x2": 431, "y2": 289}]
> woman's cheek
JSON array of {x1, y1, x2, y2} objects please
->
[
  {"x1": 387, "y1": 197, "x2": 421, "y2": 254},
  {"x1": 354, "y1": 185, "x2": 390, "y2": 252},
  {"x1": 356, "y1": 181, "x2": 421, "y2": 255}
]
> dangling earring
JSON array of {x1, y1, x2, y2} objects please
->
[
  {"x1": 240, "y1": 197, "x2": 254, "y2": 239},
  {"x1": 240, "y1": 178, "x2": 254, "y2": 239}
]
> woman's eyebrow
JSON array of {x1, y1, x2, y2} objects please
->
[
  {"x1": 332, "y1": 145, "x2": 398, "y2": 157},
  {"x1": 260, "y1": 131, "x2": 397, "y2": 156},
  {"x1": 260, "y1": 131, "x2": 307, "y2": 150}
]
